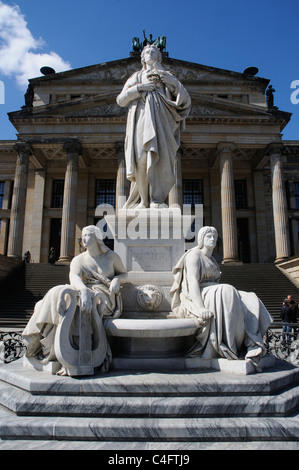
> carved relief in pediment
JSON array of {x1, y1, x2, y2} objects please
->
[
  {"x1": 65, "y1": 61, "x2": 234, "y2": 84},
  {"x1": 67, "y1": 64, "x2": 141, "y2": 82},
  {"x1": 72, "y1": 103, "x2": 127, "y2": 117},
  {"x1": 189, "y1": 105, "x2": 228, "y2": 116}
]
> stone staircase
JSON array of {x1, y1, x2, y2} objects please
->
[
  {"x1": 220, "y1": 263, "x2": 299, "y2": 323},
  {"x1": 0, "y1": 357, "x2": 298, "y2": 449},
  {"x1": 0, "y1": 263, "x2": 69, "y2": 328},
  {"x1": 0, "y1": 262, "x2": 298, "y2": 329}
]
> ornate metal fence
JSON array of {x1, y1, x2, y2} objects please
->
[
  {"x1": 264, "y1": 322, "x2": 299, "y2": 366},
  {"x1": 0, "y1": 325, "x2": 299, "y2": 367},
  {"x1": 0, "y1": 331, "x2": 27, "y2": 364}
]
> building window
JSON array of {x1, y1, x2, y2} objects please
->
[
  {"x1": 95, "y1": 179, "x2": 116, "y2": 208},
  {"x1": 0, "y1": 182, "x2": 4, "y2": 209},
  {"x1": 234, "y1": 179, "x2": 247, "y2": 209},
  {"x1": 51, "y1": 180, "x2": 64, "y2": 208},
  {"x1": 183, "y1": 179, "x2": 203, "y2": 208}
]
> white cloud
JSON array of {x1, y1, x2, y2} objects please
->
[{"x1": 0, "y1": 1, "x2": 71, "y2": 88}]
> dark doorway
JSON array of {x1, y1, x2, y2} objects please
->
[
  {"x1": 49, "y1": 218, "x2": 62, "y2": 261},
  {"x1": 237, "y1": 218, "x2": 251, "y2": 263}
]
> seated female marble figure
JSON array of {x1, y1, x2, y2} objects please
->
[
  {"x1": 170, "y1": 226, "x2": 273, "y2": 369},
  {"x1": 22, "y1": 225, "x2": 128, "y2": 373}
]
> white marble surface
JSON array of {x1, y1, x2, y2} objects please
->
[
  {"x1": 116, "y1": 46, "x2": 191, "y2": 209},
  {"x1": 0, "y1": 358, "x2": 299, "y2": 448},
  {"x1": 22, "y1": 225, "x2": 128, "y2": 376},
  {"x1": 0, "y1": 439, "x2": 298, "y2": 450},
  {"x1": 171, "y1": 226, "x2": 273, "y2": 366}
]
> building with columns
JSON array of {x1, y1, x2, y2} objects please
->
[{"x1": 0, "y1": 50, "x2": 298, "y2": 265}]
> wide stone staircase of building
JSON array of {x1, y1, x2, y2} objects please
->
[
  {"x1": 221, "y1": 263, "x2": 299, "y2": 323},
  {"x1": 0, "y1": 263, "x2": 69, "y2": 329},
  {"x1": 1, "y1": 261, "x2": 299, "y2": 329}
]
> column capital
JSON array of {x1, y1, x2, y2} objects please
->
[
  {"x1": 63, "y1": 141, "x2": 82, "y2": 155},
  {"x1": 114, "y1": 141, "x2": 125, "y2": 152},
  {"x1": 217, "y1": 142, "x2": 236, "y2": 156},
  {"x1": 266, "y1": 142, "x2": 285, "y2": 157},
  {"x1": 13, "y1": 142, "x2": 32, "y2": 159},
  {"x1": 114, "y1": 141, "x2": 125, "y2": 162}
]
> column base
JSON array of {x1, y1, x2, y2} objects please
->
[
  {"x1": 7, "y1": 254, "x2": 22, "y2": 260},
  {"x1": 221, "y1": 258, "x2": 243, "y2": 265},
  {"x1": 275, "y1": 256, "x2": 290, "y2": 264},
  {"x1": 56, "y1": 256, "x2": 72, "y2": 265}
]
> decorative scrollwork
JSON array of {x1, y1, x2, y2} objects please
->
[
  {"x1": 0, "y1": 332, "x2": 27, "y2": 363},
  {"x1": 264, "y1": 323, "x2": 299, "y2": 366}
]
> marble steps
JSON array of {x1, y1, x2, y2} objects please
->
[
  {"x1": 0, "y1": 264, "x2": 69, "y2": 327},
  {"x1": 221, "y1": 264, "x2": 299, "y2": 322},
  {"x1": 1, "y1": 381, "x2": 299, "y2": 418},
  {"x1": 1, "y1": 412, "x2": 299, "y2": 443},
  {"x1": 1, "y1": 439, "x2": 298, "y2": 450},
  {"x1": 0, "y1": 360, "x2": 299, "y2": 445},
  {"x1": 0, "y1": 359, "x2": 299, "y2": 419}
]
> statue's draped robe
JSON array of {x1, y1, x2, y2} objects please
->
[
  {"x1": 170, "y1": 248, "x2": 273, "y2": 364},
  {"x1": 22, "y1": 266, "x2": 122, "y2": 362},
  {"x1": 117, "y1": 70, "x2": 191, "y2": 207}
]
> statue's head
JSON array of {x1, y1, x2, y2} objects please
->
[
  {"x1": 197, "y1": 226, "x2": 218, "y2": 249},
  {"x1": 82, "y1": 225, "x2": 109, "y2": 253},
  {"x1": 141, "y1": 45, "x2": 162, "y2": 68}
]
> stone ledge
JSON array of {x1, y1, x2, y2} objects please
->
[
  {"x1": 112, "y1": 354, "x2": 276, "y2": 375},
  {"x1": 104, "y1": 318, "x2": 200, "y2": 338}
]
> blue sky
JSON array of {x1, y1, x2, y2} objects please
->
[{"x1": 0, "y1": 0, "x2": 299, "y2": 140}]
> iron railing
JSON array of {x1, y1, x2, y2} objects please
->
[{"x1": 0, "y1": 324, "x2": 298, "y2": 367}]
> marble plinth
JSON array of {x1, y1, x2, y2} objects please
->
[
  {"x1": 105, "y1": 208, "x2": 195, "y2": 272},
  {"x1": 0, "y1": 358, "x2": 299, "y2": 449}
]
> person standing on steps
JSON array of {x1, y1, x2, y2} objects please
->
[
  {"x1": 48, "y1": 247, "x2": 56, "y2": 266},
  {"x1": 281, "y1": 298, "x2": 294, "y2": 344}
]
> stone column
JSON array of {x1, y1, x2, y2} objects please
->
[
  {"x1": 58, "y1": 142, "x2": 81, "y2": 263},
  {"x1": 0, "y1": 180, "x2": 12, "y2": 255},
  {"x1": 253, "y1": 171, "x2": 269, "y2": 262},
  {"x1": 7, "y1": 142, "x2": 31, "y2": 259},
  {"x1": 269, "y1": 144, "x2": 290, "y2": 262},
  {"x1": 115, "y1": 142, "x2": 129, "y2": 211},
  {"x1": 30, "y1": 169, "x2": 46, "y2": 263},
  {"x1": 218, "y1": 143, "x2": 240, "y2": 264},
  {"x1": 168, "y1": 149, "x2": 183, "y2": 208}
]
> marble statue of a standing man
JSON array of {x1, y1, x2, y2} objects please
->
[{"x1": 116, "y1": 45, "x2": 191, "y2": 209}]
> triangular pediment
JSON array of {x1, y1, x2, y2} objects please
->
[
  {"x1": 9, "y1": 55, "x2": 290, "y2": 125},
  {"x1": 18, "y1": 87, "x2": 271, "y2": 121},
  {"x1": 12, "y1": 89, "x2": 271, "y2": 120},
  {"x1": 28, "y1": 55, "x2": 269, "y2": 87}
]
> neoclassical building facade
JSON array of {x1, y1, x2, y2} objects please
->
[{"x1": 0, "y1": 51, "x2": 298, "y2": 265}]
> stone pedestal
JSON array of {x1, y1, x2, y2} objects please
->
[
  {"x1": 105, "y1": 207, "x2": 194, "y2": 274},
  {"x1": 103, "y1": 208, "x2": 196, "y2": 360}
]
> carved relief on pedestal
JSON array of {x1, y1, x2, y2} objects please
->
[{"x1": 136, "y1": 284, "x2": 164, "y2": 311}]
